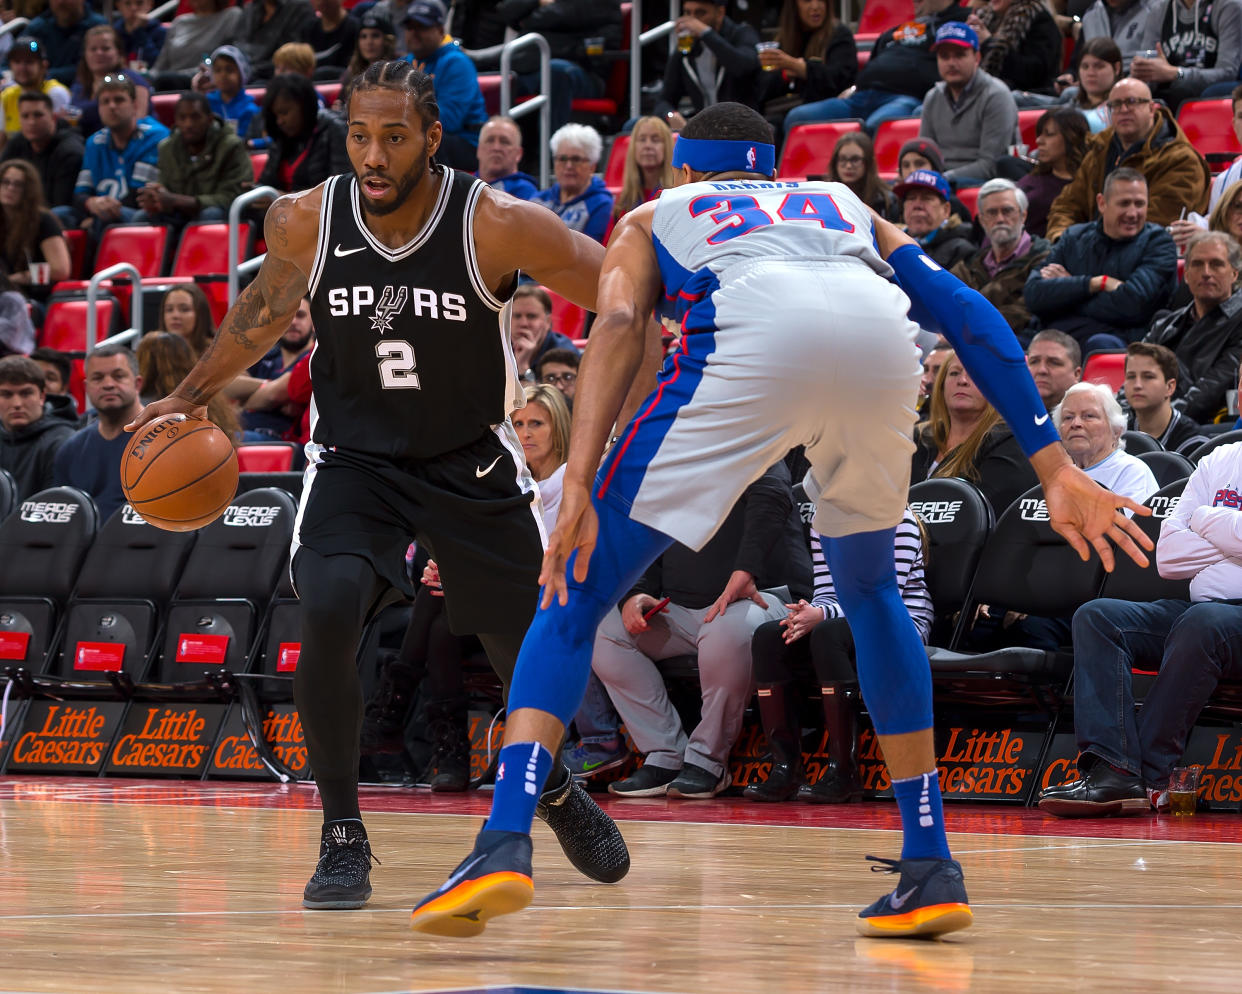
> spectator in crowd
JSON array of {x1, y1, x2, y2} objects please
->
[
  {"x1": 919, "y1": 23, "x2": 1019, "y2": 185},
  {"x1": 1142, "y1": 231, "x2": 1242, "y2": 422},
  {"x1": 68, "y1": 24, "x2": 152, "y2": 135},
  {"x1": 1079, "y1": 0, "x2": 1163, "y2": 71},
  {"x1": 1026, "y1": 328, "x2": 1083, "y2": 410},
  {"x1": 1058, "y1": 37, "x2": 1123, "y2": 133},
  {"x1": 195, "y1": 46, "x2": 262, "y2": 146},
  {"x1": 272, "y1": 42, "x2": 319, "y2": 86},
  {"x1": 917, "y1": 339, "x2": 952, "y2": 415},
  {"x1": 1171, "y1": 174, "x2": 1242, "y2": 255},
  {"x1": 783, "y1": 0, "x2": 970, "y2": 133},
  {"x1": 0, "y1": 354, "x2": 76, "y2": 499},
  {"x1": 488, "y1": 0, "x2": 622, "y2": 136},
  {"x1": 238, "y1": 0, "x2": 315, "y2": 83},
  {"x1": 655, "y1": 0, "x2": 760, "y2": 129},
  {"x1": 59, "y1": 72, "x2": 168, "y2": 242},
  {"x1": 1123, "y1": 341, "x2": 1211, "y2": 454},
  {"x1": 402, "y1": 0, "x2": 486, "y2": 170},
  {"x1": 302, "y1": 0, "x2": 359, "y2": 76},
  {"x1": 150, "y1": 0, "x2": 244, "y2": 91},
  {"x1": 1128, "y1": 0, "x2": 1242, "y2": 110},
  {"x1": 134, "y1": 92, "x2": 252, "y2": 228},
  {"x1": 53, "y1": 344, "x2": 143, "y2": 520},
  {"x1": 0, "y1": 92, "x2": 84, "y2": 209},
  {"x1": 1055, "y1": 380, "x2": 1160, "y2": 500},
  {"x1": 0, "y1": 37, "x2": 71, "y2": 138},
  {"x1": 533, "y1": 124, "x2": 614, "y2": 244},
  {"x1": 156, "y1": 283, "x2": 215, "y2": 357},
  {"x1": 515, "y1": 381, "x2": 571, "y2": 523},
  {"x1": 509, "y1": 284, "x2": 581, "y2": 381},
  {"x1": 29, "y1": 347, "x2": 72, "y2": 404},
  {"x1": 757, "y1": 0, "x2": 857, "y2": 138},
  {"x1": 951, "y1": 177, "x2": 1051, "y2": 332},
  {"x1": 255, "y1": 73, "x2": 348, "y2": 195},
  {"x1": 234, "y1": 295, "x2": 315, "y2": 441},
  {"x1": 535, "y1": 346, "x2": 579, "y2": 404},
  {"x1": 1044, "y1": 77, "x2": 1210, "y2": 240},
  {"x1": 1207, "y1": 84, "x2": 1242, "y2": 212},
  {"x1": 745, "y1": 506, "x2": 932, "y2": 804},
  {"x1": 888, "y1": 136, "x2": 974, "y2": 224},
  {"x1": 1038, "y1": 443, "x2": 1242, "y2": 817},
  {"x1": 474, "y1": 116, "x2": 538, "y2": 201},
  {"x1": 20, "y1": 0, "x2": 105, "y2": 85},
  {"x1": 826, "y1": 131, "x2": 894, "y2": 216},
  {"x1": 339, "y1": 11, "x2": 396, "y2": 100},
  {"x1": 967, "y1": 0, "x2": 1063, "y2": 93},
  {"x1": 894, "y1": 168, "x2": 977, "y2": 269},
  {"x1": 613, "y1": 116, "x2": 674, "y2": 219},
  {"x1": 136, "y1": 331, "x2": 239, "y2": 441},
  {"x1": 1017, "y1": 108, "x2": 1089, "y2": 238},
  {"x1": 113, "y1": 0, "x2": 166, "y2": 73},
  {"x1": 601, "y1": 461, "x2": 810, "y2": 799},
  {"x1": 1026, "y1": 169, "x2": 1178, "y2": 351},
  {"x1": 912, "y1": 351, "x2": 1041, "y2": 517},
  {"x1": 0, "y1": 160, "x2": 70, "y2": 311}
]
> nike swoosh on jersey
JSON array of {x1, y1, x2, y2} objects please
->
[
  {"x1": 476, "y1": 455, "x2": 503, "y2": 478},
  {"x1": 333, "y1": 244, "x2": 366, "y2": 257},
  {"x1": 1034, "y1": 413, "x2": 1050, "y2": 426},
  {"x1": 888, "y1": 886, "x2": 918, "y2": 910}
]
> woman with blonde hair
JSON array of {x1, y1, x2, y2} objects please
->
[
  {"x1": 137, "y1": 331, "x2": 240, "y2": 442},
  {"x1": 515, "y1": 382, "x2": 572, "y2": 522},
  {"x1": 910, "y1": 351, "x2": 1037, "y2": 518},
  {"x1": 613, "y1": 116, "x2": 674, "y2": 219}
]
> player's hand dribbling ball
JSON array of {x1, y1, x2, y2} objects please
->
[{"x1": 121, "y1": 414, "x2": 239, "y2": 531}]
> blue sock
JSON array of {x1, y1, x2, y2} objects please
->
[
  {"x1": 891, "y1": 771, "x2": 951, "y2": 861},
  {"x1": 484, "y1": 742, "x2": 555, "y2": 835}
]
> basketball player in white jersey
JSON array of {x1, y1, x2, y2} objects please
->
[{"x1": 412, "y1": 102, "x2": 1153, "y2": 939}]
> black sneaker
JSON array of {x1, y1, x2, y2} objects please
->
[
  {"x1": 608, "y1": 762, "x2": 680, "y2": 797},
  {"x1": 410, "y1": 828, "x2": 534, "y2": 937},
  {"x1": 302, "y1": 820, "x2": 379, "y2": 910},
  {"x1": 426, "y1": 710, "x2": 471, "y2": 793},
  {"x1": 856, "y1": 855, "x2": 973, "y2": 938},
  {"x1": 536, "y1": 765, "x2": 631, "y2": 883},
  {"x1": 359, "y1": 656, "x2": 416, "y2": 755},
  {"x1": 666, "y1": 761, "x2": 731, "y2": 799}
]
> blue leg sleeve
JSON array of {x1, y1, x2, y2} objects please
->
[
  {"x1": 888, "y1": 242, "x2": 1059, "y2": 458},
  {"x1": 507, "y1": 498, "x2": 673, "y2": 726},
  {"x1": 823, "y1": 527, "x2": 933, "y2": 736}
]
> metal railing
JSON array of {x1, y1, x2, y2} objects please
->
[
  {"x1": 86, "y1": 263, "x2": 143, "y2": 353},
  {"x1": 498, "y1": 33, "x2": 551, "y2": 189},
  {"x1": 228, "y1": 186, "x2": 280, "y2": 305},
  {"x1": 631, "y1": 1, "x2": 680, "y2": 122},
  {"x1": 148, "y1": 0, "x2": 177, "y2": 22},
  {"x1": 0, "y1": 17, "x2": 30, "y2": 39}
]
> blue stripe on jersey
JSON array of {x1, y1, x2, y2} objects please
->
[
  {"x1": 652, "y1": 230, "x2": 694, "y2": 325},
  {"x1": 594, "y1": 328, "x2": 717, "y2": 510}
]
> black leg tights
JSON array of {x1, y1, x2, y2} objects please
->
[{"x1": 293, "y1": 548, "x2": 388, "y2": 823}]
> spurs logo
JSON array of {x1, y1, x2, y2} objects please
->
[{"x1": 370, "y1": 285, "x2": 409, "y2": 334}]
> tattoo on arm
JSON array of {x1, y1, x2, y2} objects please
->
[{"x1": 217, "y1": 255, "x2": 308, "y2": 353}]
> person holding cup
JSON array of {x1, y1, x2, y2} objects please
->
[
  {"x1": 653, "y1": 0, "x2": 760, "y2": 130},
  {"x1": 757, "y1": 0, "x2": 857, "y2": 138},
  {"x1": 0, "y1": 159, "x2": 70, "y2": 311}
]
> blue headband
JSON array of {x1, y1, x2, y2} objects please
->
[{"x1": 672, "y1": 136, "x2": 775, "y2": 176}]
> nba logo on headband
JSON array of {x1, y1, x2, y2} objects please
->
[{"x1": 746, "y1": 146, "x2": 756, "y2": 170}]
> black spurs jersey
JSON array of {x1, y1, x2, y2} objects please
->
[{"x1": 306, "y1": 165, "x2": 521, "y2": 461}]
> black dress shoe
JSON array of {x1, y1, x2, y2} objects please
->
[{"x1": 1037, "y1": 763, "x2": 1148, "y2": 817}]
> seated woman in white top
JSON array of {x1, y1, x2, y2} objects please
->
[{"x1": 1054, "y1": 381, "x2": 1159, "y2": 505}]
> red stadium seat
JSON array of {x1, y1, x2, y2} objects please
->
[
  {"x1": 1082, "y1": 350, "x2": 1127, "y2": 393},
  {"x1": 571, "y1": 2, "x2": 631, "y2": 117},
  {"x1": 956, "y1": 185, "x2": 981, "y2": 219},
  {"x1": 96, "y1": 224, "x2": 168, "y2": 278},
  {"x1": 874, "y1": 117, "x2": 921, "y2": 181},
  {"x1": 38, "y1": 295, "x2": 121, "y2": 409},
  {"x1": 856, "y1": 48, "x2": 871, "y2": 69},
  {"x1": 150, "y1": 91, "x2": 179, "y2": 127},
  {"x1": 778, "y1": 121, "x2": 864, "y2": 179},
  {"x1": 315, "y1": 82, "x2": 341, "y2": 107},
  {"x1": 604, "y1": 133, "x2": 630, "y2": 188},
  {"x1": 63, "y1": 228, "x2": 87, "y2": 280},
  {"x1": 478, "y1": 74, "x2": 505, "y2": 117},
  {"x1": 237, "y1": 444, "x2": 298, "y2": 473},
  {"x1": 546, "y1": 287, "x2": 586, "y2": 338},
  {"x1": 856, "y1": 0, "x2": 915, "y2": 43},
  {"x1": 251, "y1": 152, "x2": 268, "y2": 183},
  {"x1": 1177, "y1": 99, "x2": 1241, "y2": 170},
  {"x1": 1018, "y1": 108, "x2": 1044, "y2": 149},
  {"x1": 172, "y1": 222, "x2": 231, "y2": 277}
]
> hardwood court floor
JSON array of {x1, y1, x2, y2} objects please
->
[{"x1": 0, "y1": 779, "x2": 1240, "y2": 994}]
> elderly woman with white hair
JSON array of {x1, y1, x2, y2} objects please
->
[
  {"x1": 533, "y1": 123, "x2": 615, "y2": 243},
  {"x1": 1054, "y1": 381, "x2": 1159, "y2": 504}
]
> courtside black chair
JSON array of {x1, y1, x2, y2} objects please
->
[
  {"x1": 237, "y1": 471, "x2": 303, "y2": 501},
  {"x1": 1097, "y1": 479, "x2": 1190, "y2": 603},
  {"x1": 0, "y1": 468, "x2": 15, "y2": 521},
  {"x1": 1136, "y1": 451, "x2": 1194, "y2": 488},
  {"x1": 1189, "y1": 429, "x2": 1242, "y2": 464},
  {"x1": 0, "y1": 487, "x2": 98, "y2": 682},
  {"x1": 1121, "y1": 430, "x2": 1163, "y2": 455}
]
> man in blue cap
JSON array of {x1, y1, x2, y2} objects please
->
[
  {"x1": 919, "y1": 21, "x2": 1019, "y2": 185},
  {"x1": 895, "y1": 168, "x2": 978, "y2": 268},
  {"x1": 403, "y1": 0, "x2": 486, "y2": 170}
]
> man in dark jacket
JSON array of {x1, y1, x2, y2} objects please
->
[
  {"x1": 654, "y1": 0, "x2": 760, "y2": 126},
  {"x1": 237, "y1": 0, "x2": 316, "y2": 83},
  {"x1": 0, "y1": 355, "x2": 77, "y2": 501},
  {"x1": 784, "y1": 0, "x2": 971, "y2": 133},
  {"x1": 1142, "y1": 231, "x2": 1242, "y2": 422},
  {"x1": 0, "y1": 91, "x2": 84, "y2": 209},
  {"x1": 17, "y1": 0, "x2": 105, "y2": 85},
  {"x1": 134, "y1": 93, "x2": 252, "y2": 228},
  {"x1": 896, "y1": 168, "x2": 977, "y2": 269},
  {"x1": 952, "y1": 178, "x2": 1051, "y2": 334},
  {"x1": 1025, "y1": 168, "x2": 1177, "y2": 351}
]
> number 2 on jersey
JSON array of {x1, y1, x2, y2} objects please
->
[
  {"x1": 688, "y1": 191, "x2": 855, "y2": 245},
  {"x1": 376, "y1": 340, "x2": 421, "y2": 389}
]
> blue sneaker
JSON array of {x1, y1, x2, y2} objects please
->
[
  {"x1": 563, "y1": 739, "x2": 631, "y2": 777},
  {"x1": 410, "y1": 828, "x2": 534, "y2": 937},
  {"x1": 856, "y1": 855, "x2": 973, "y2": 938}
]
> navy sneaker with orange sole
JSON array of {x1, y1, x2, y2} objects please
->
[
  {"x1": 410, "y1": 828, "x2": 534, "y2": 937},
  {"x1": 856, "y1": 855, "x2": 973, "y2": 938}
]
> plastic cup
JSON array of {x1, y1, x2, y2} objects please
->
[
  {"x1": 678, "y1": 31, "x2": 694, "y2": 54},
  {"x1": 28, "y1": 262, "x2": 50, "y2": 286},
  {"x1": 584, "y1": 36, "x2": 605, "y2": 57},
  {"x1": 756, "y1": 40, "x2": 779, "y2": 70},
  {"x1": 1168, "y1": 766, "x2": 1200, "y2": 816}
]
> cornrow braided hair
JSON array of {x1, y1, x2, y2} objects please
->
[{"x1": 350, "y1": 59, "x2": 440, "y2": 138}]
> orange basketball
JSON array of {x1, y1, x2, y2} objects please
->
[{"x1": 121, "y1": 414, "x2": 239, "y2": 531}]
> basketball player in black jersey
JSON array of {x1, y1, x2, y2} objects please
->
[{"x1": 128, "y1": 61, "x2": 630, "y2": 908}]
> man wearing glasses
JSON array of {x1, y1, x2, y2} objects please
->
[
  {"x1": 535, "y1": 348, "x2": 580, "y2": 403},
  {"x1": 1045, "y1": 77, "x2": 1209, "y2": 241}
]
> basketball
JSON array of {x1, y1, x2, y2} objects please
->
[{"x1": 121, "y1": 414, "x2": 239, "y2": 531}]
